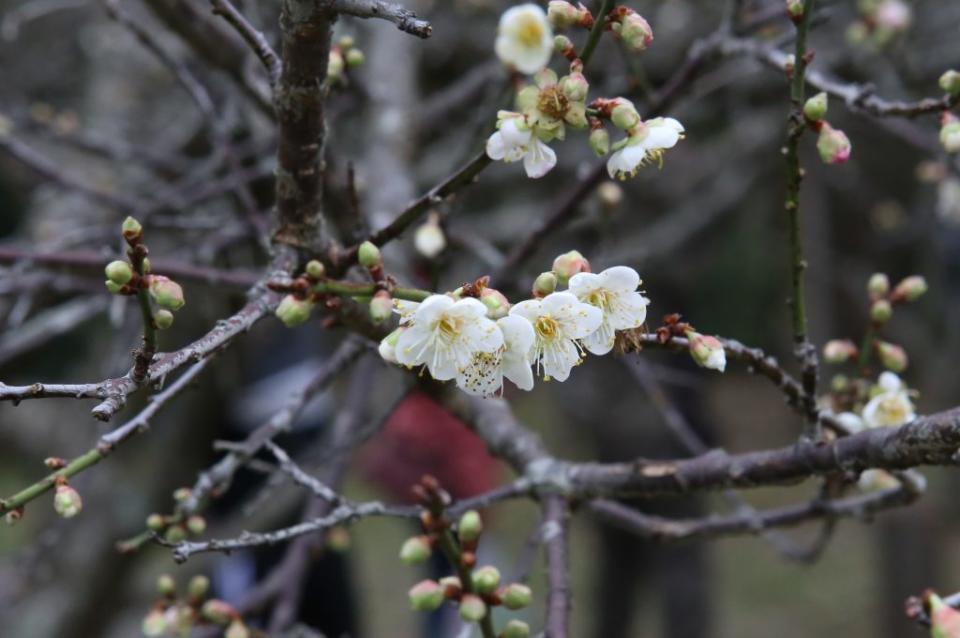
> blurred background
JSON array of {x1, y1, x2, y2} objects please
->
[{"x1": 1, "y1": 0, "x2": 960, "y2": 636}]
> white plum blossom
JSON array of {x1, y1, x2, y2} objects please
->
[
  {"x1": 509, "y1": 291, "x2": 602, "y2": 381},
  {"x1": 861, "y1": 371, "x2": 916, "y2": 428},
  {"x1": 395, "y1": 295, "x2": 503, "y2": 381},
  {"x1": 495, "y1": 4, "x2": 553, "y2": 75},
  {"x1": 486, "y1": 114, "x2": 557, "y2": 179},
  {"x1": 457, "y1": 315, "x2": 536, "y2": 396},
  {"x1": 607, "y1": 117, "x2": 684, "y2": 180},
  {"x1": 568, "y1": 266, "x2": 649, "y2": 355}
]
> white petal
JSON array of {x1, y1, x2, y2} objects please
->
[
  {"x1": 582, "y1": 320, "x2": 615, "y2": 355},
  {"x1": 415, "y1": 294, "x2": 455, "y2": 325},
  {"x1": 451, "y1": 297, "x2": 490, "y2": 320},
  {"x1": 462, "y1": 317, "x2": 505, "y2": 353},
  {"x1": 429, "y1": 346, "x2": 461, "y2": 381},
  {"x1": 644, "y1": 123, "x2": 680, "y2": 150},
  {"x1": 498, "y1": 315, "x2": 536, "y2": 360},
  {"x1": 378, "y1": 338, "x2": 398, "y2": 364},
  {"x1": 503, "y1": 354, "x2": 534, "y2": 391},
  {"x1": 523, "y1": 139, "x2": 556, "y2": 179},
  {"x1": 607, "y1": 291, "x2": 649, "y2": 330},
  {"x1": 540, "y1": 338, "x2": 580, "y2": 381},
  {"x1": 877, "y1": 371, "x2": 902, "y2": 392},
  {"x1": 540, "y1": 291, "x2": 580, "y2": 317},
  {"x1": 509, "y1": 298, "x2": 544, "y2": 324},
  {"x1": 568, "y1": 271, "x2": 602, "y2": 297},
  {"x1": 500, "y1": 118, "x2": 532, "y2": 147},
  {"x1": 395, "y1": 324, "x2": 433, "y2": 367},
  {"x1": 598, "y1": 266, "x2": 640, "y2": 292},
  {"x1": 486, "y1": 131, "x2": 507, "y2": 160},
  {"x1": 456, "y1": 351, "x2": 503, "y2": 397}
]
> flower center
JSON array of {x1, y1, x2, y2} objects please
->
[
  {"x1": 878, "y1": 396, "x2": 907, "y2": 424},
  {"x1": 516, "y1": 15, "x2": 545, "y2": 47},
  {"x1": 535, "y1": 315, "x2": 559, "y2": 340},
  {"x1": 437, "y1": 315, "x2": 461, "y2": 339},
  {"x1": 586, "y1": 289, "x2": 609, "y2": 309},
  {"x1": 537, "y1": 86, "x2": 569, "y2": 120}
]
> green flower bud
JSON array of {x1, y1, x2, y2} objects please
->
[
  {"x1": 409, "y1": 580, "x2": 445, "y2": 612},
  {"x1": 785, "y1": 0, "x2": 804, "y2": 19},
  {"x1": 831, "y1": 374, "x2": 849, "y2": 393},
  {"x1": 940, "y1": 70, "x2": 960, "y2": 96},
  {"x1": 225, "y1": 620, "x2": 250, "y2": 638},
  {"x1": 154, "y1": 309, "x2": 174, "y2": 330},
  {"x1": 560, "y1": 72, "x2": 589, "y2": 102},
  {"x1": 610, "y1": 100, "x2": 641, "y2": 130},
  {"x1": 148, "y1": 276, "x2": 186, "y2": 311},
  {"x1": 547, "y1": 0, "x2": 581, "y2": 29},
  {"x1": 164, "y1": 525, "x2": 187, "y2": 543},
  {"x1": 157, "y1": 574, "x2": 176, "y2": 597},
  {"x1": 53, "y1": 484, "x2": 82, "y2": 518},
  {"x1": 502, "y1": 583, "x2": 533, "y2": 610},
  {"x1": 275, "y1": 295, "x2": 314, "y2": 327},
  {"x1": 306, "y1": 260, "x2": 326, "y2": 279},
  {"x1": 188, "y1": 574, "x2": 210, "y2": 600},
  {"x1": 339, "y1": 35, "x2": 355, "y2": 49},
  {"x1": 400, "y1": 535, "x2": 432, "y2": 565},
  {"x1": 142, "y1": 610, "x2": 167, "y2": 637},
  {"x1": 876, "y1": 341, "x2": 908, "y2": 372},
  {"x1": 503, "y1": 619, "x2": 531, "y2": 638},
  {"x1": 803, "y1": 92, "x2": 828, "y2": 121},
  {"x1": 439, "y1": 575, "x2": 462, "y2": 594},
  {"x1": 122, "y1": 216, "x2": 143, "y2": 242},
  {"x1": 459, "y1": 593, "x2": 487, "y2": 622},
  {"x1": 941, "y1": 119, "x2": 960, "y2": 154},
  {"x1": 105, "y1": 260, "x2": 133, "y2": 285},
  {"x1": 146, "y1": 513, "x2": 166, "y2": 531},
  {"x1": 892, "y1": 275, "x2": 927, "y2": 302},
  {"x1": 358, "y1": 241, "x2": 382, "y2": 268},
  {"x1": 471, "y1": 565, "x2": 501, "y2": 595},
  {"x1": 554, "y1": 34, "x2": 574, "y2": 54},
  {"x1": 687, "y1": 331, "x2": 727, "y2": 372},
  {"x1": 816, "y1": 122, "x2": 851, "y2": 164},
  {"x1": 142, "y1": 257, "x2": 151, "y2": 273},
  {"x1": 173, "y1": 487, "x2": 192, "y2": 503},
  {"x1": 533, "y1": 271, "x2": 558, "y2": 298},
  {"x1": 201, "y1": 599, "x2": 236, "y2": 625},
  {"x1": 589, "y1": 127, "x2": 610, "y2": 156},
  {"x1": 186, "y1": 515, "x2": 206, "y2": 535},
  {"x1": 370, "y1": 291, "x2": 393, "y2": 324},
  {"x1": 105, "y1": 280, "x2": 124, "y2": 294},
  {"x1": 619, "y1": 12, "x2": 653, "y2": 53},
  {"x1": 346, "y1": 48, "x2": 365, "y2": 67},
  {"x1": 480, "y1": 288, "x2": 510, "y2": 319},
  {"x1": 867, "y1": 272, "x2": 890, "y2": 299},
  {"x1": 870, "y1": 299, "x2": 892, "y2": 323},
  {"x1": 564, "y1": 101, "x2": 587, "y2": 128}
]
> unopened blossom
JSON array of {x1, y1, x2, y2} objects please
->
[
  {"x1": 874, "y1": 0, "x2": 911, "y2": 32},
  {"x1": 858, "y1": 469, "x2": 900, "y2": 491},
  {"x1": 940, "y1": 114, "x2": 960, "y2": 154},
  {"x1": 823, "y1": 339, "x2": 857, "y2": 364},
  {"x1": 876, "y1": 340, "x2": 908, "y2": 372},
  {"x1": 486, "y1": 112, "x2": 557, "y2": 178},
  {"x1": 607, "y1": 117, "x2": 685, "y2": 180},
  {"x1": 414, "y1": 216, "x2": 446, "y2": 258},
  {"x1": 892, "y1": 275, "x2": 927, "y2": 302},
  {"x1": 687, "y1": 331, "x2": 726, "y2": 372},
  {"x1": 568, "y1": 266, "x2": 649, "y2": 355},
  {"x1": 509, "y1": 291, "x2": 602, "y2": 381},
  {"x1": 611, "y1": 11, "x2": 653, "y2": 53},
  {"x1": 53, "y1": 483, "x2": 82, "y2": 518},
  {"x1": 816, "y1": 122, "x2": 851, "y2": 164},
  {"x1": 495, "y1": 4, "x2": 553, "y2": 75},
  {"x1": 547, "y1": 1, "x2": 587, "y2": 30},
  {"x1": 395, "y1": 295, "x2": 503, "y2": 382},
  {"x1": 940, "y1": 70, "x2": 960, "y2": 96},
  {"x1": 861, "y1": 371, "x2": 916, "y2": 428},
  {"x1": 480, "y1": 288, "x2": 511, "y2": 319},
  {"x1": 928, "y1": 592, "x2": 960, "y2": 638},
  {"x1": 456, "y1": 315, "x2": 535, "y2": 396}
]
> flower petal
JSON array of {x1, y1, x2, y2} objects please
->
[
  {"x1": 598, "y1": 266, "x2": 640, "y2": 292},
  {"x1": 523, "y1": 139, "x2": 557, "y2": 178}
]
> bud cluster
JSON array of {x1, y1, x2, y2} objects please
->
[
  {"x1": 142, "y1": 571, "x2": 251, "y2": 638},
  {"x1": 140, "y1": 487, "x2": 208, "y2": 545},
  {"x1": 846, "y1": 0, "x2": 912, "y2": 49},
  {"x1": 547, "y1": 1, "x2": 593, "y2": 30},
  {"x1": 327, "y1": 35, "x2": 365, "y2": 84}
]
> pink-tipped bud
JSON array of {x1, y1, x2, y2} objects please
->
[
  {"x1": 504, "y1": 620, "x2": 532, "y2": 638},
  {"x1": 409, "y1": 580, "x2": 445, "y2": 612},
  {"x1": 929, "y1": 593, "x2": 960, "y2": 638},
  {"x1": 458, "y1": 510, "x2": 483, "y2": 543},
  {"x1": 533, "y1": 271, "x2": 558, "y2": 298},
  {"x1": 480, "y1": 288, "x2": 510, "y2": 319},
  {"x1": 816, "y1": 123, "x2": 851, "y2": 164},
  {"x1": 547, "y1": 1, "x2": 582, "y2": 29},
  {"x1": 201, "y1": 599, "x2": 236, "y2": 625},
  {"x1": 105, "y1": 260, "x2": 133, "y2": 285},
  {"x1": 53, "y1": 483, "x2": 82, "y2": 518},
  {"x1": 502, "y1": 583, "x2": 533, "y2": 609},
  {"x1": 892, "y1": 275, "x2": 927, "y2": 302},
  {"x1": 142, "y1": 610, "x2": 167, "y2": 637},
  {"x1": 471, "y1": 566, "x2": 501, "y2": 595},
  {"x1": 157, "y1": 574, "x2": 176, "y2": 597},
  {"x1": 459, "y1": 593, "x2": 488, "y2": 622},
  {"x1": 876, "y1": 341, "x2": 908, "y2": 372},
  {"x1": 589, "y1": 127, "x2": 610, "y2": 156},
  {"x1": 399, "y1": 535, "x2": 432, "y2": 565},
  {"x1": 618, "y1": 12, "x2": 653, "y2": 53},
  {"x1": 803, "y1": 92, "x2": 828, "y2": 121},
  {"x1": 275, "y1": 295, "x2": 314, "y2": 327},
  {"x1": 867, "y1": 272, "x2": 890, "y2": 299},
  {"x1": 822, "y1": 339, "x2": 857, "y2": 364},
  {"x1": 148, "y1": 276, "x2": 186, "y2": 311},
  {"x1": 940, "y1": 70, "x2": 960, "y2": 96},
  {"x1": 870, "y1": 299, "x2": 893, "y2": 323},
  {"x1": 610, "y1": 99, "x2": 641, "y2": 131},
  {"x1": 370, "y1": 291, "x2": 394, "y2": 324},
  {"x1": 551, "y1": 250, "x2": 591, "y2": 286},
  {"x1": 687, "y1": 332, "x2": 726, "y2": 372}
]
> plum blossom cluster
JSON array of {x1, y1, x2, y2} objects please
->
[
  {"x1": 487, "y1": 2, "x2": 685, "y2": 179},
  {"x1": 844, "y1": 0, "x2": 912, "y2": 49},
  {"x1": 141, "y1": 572, "x2": 251, "y2": 638},
  {"x1": 379, "y1": 251, "x2": 651, "y2": 396}
]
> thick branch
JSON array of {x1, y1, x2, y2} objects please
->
[{"x1": 330, "y1": 0, "x2": 431, "y2": 38}]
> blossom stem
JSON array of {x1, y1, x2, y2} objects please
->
[
  {"x1": 434, "y1": 526, "x2": 497, "y2": 638},
  {"x1": 313, "y1": 279, "x2": 433, "y2": 302},
  {"x1": 578, "y1": 0, "x2": 614, "y2": 65},
  {"x1": 130, "y1": 245, "x2": 157, "y2": 384}
]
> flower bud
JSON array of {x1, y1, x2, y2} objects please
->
[
  {"x1": 409, "y1": 580, "x2": 445, "y2": 612},
  {"x1": 502, "y1": 583, "x2": 533, "y2": 609},
  {"x1": 157, "y1": 574, "x2": 176, "y2": 597},
  {"x1": 822, "y1": 339, "x2": 857, "y2": 364},
  {"x1": 589, "y1": 127, "x2": 610, "y2": 156},
  {"x1": 816, "y1": 122, "x2": 851, "y2": 164},
  {"x1": 551, "y1": 250, "x2": 590, "y2": 286},
  {"x1": 870, "y1": 299, "x2": 892, "y2": 323},
  {"x1": 471, "y1": 566, "x2": 501, "y2": 595},
  {"x1": 439, "y1": 575, "x2": 462, "y2": 595},
  {"x1": 876, "y1": 341, "x2": 908, "y2": 372},
  {"x1": 940, "y1": 70, "x2": 960, "y2": 96},
  {"x1": 53, "y1": 483, "x2": 82, "y2": 518},
  {"x1": 554, "y1": 34, "x2": 574, "y2": 54},
  {"x1": 803, "y1": 92, "x2": 828, "y2": 121},
  {"x1": 306, "y1": 260, "x2": 326, "y2": 279},
  {"x1": 142, "y1": 610, "x2": 167, "y2": 637},
  {"x1": 785, "y1": 0, "x2": 804, "y2": 18},
  {"x1": 148, "y1": 276, "x2": 186, "y2": 311},
  {"x1": 867, "y1": 272, "x2": 890, "y2": 299},
  {"x1": 610, "y1": 100, "x2": 641, "y2": 131},
  {"x1": 173, "y1": 487, "x2": 192, "y2": 502},
  {"x1": 370, "y1": 291, "x2": 393, "y2": 324},
  {"x1": 597, "y1": 181, "x2": 623, "y2": 208},
  {"x1": 4, "y1": 509, "x2": 22, "y2": 526},
  {"x1": 275, "y1": 295, "x2": 314, "y2": 327},
  {"x1": 122, "y1": 216, "x2": 143, "y2": 242},
  {"x1": 459, "y1": 593, "x2": 487, "y2": 622},
  {"x1": 831, "y1": 374, "x2": 849, "y2": 392},
  {"x1": 547, "y1": 1, "x2": 580, "y2": 29},
  {"x1": 188, "y1": 574, "x2": 210, "y2": 600},
  {"x1": 326, "y1": 526, "x2": 351, "y2": 552},
  {"x1": 105, "y1": 260, "x2": 133, "y2": 285},
  {"x1": 142, "y1": 257, "x2": 151, "y2": 273},
  {"x1": 202, "y1": 599, "x2": 236, "y2": 625},
  {"x1": 358, "y1": 240, "x2": 382, "y2": 268},
  {"x1": 400, "y1": 535, "x2": 432, "y2": 565},
  {"x1": 687, "y1": 331, "x2": 726, "y2": 372},
  {"x1": 533, "y1": 271, "x2": 558, "y2": 298},
  {"x1": 503, "y1": 620, "x2": 531, "y2": 638},
  {"x1": 346, "y1": 48, "x2": 365, "y2": 67},
  {"x1": 415, "y1": 219, "x2": 446, "y2": 258},
  {"x1": 941, "y1": 116, "x2": 960, "y2": 154},
  {"x1": 186, "y1": 515, "x2": 206, "y2": 535},
  {"x1": 154, "y1": 310, "x2": 174, "y2": 330},
  {"x1": 327, "y1": 49, "x2": 345, "y2": 80},
  {"x1": 560, "y1": 72, "x2": 589, "y2": 102},
  {"x1": 146, "y1": 513, "x2": 166, "y2": 531},
  {"x1": 225, "y1": 620, "x2": 249, "y2": 638},
  {"x1": 474, "y1": 288, "x2": 507, "y2": 319},
  {"x1": 892, "y1": 275, "x2": 927, "y2": 302},
  {"x1": 458, "y1": 509, "x2": 483, "y2": 543},
  {"x1": 929, "y1": 593, "x2": 960, "y2": 638},
  {"x1": 105, "y1": 280, "x2": 124, "y2": 294},
  {"x1": 834, "y1": 411, "x2": 865, "y2": 434},
  {"x1": 619, "y1": 12, "x2": 653, "y2": 53},
  {"x1": 379, "y1": 328, "x2": 402, "y2": 364},
  {"x1": 164, "y1": 524, "x2": 187, "y2": 543}
]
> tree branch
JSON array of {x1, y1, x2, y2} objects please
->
[{"x1": 330, "y1": 0, "x2": 431, "y2": 38}]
